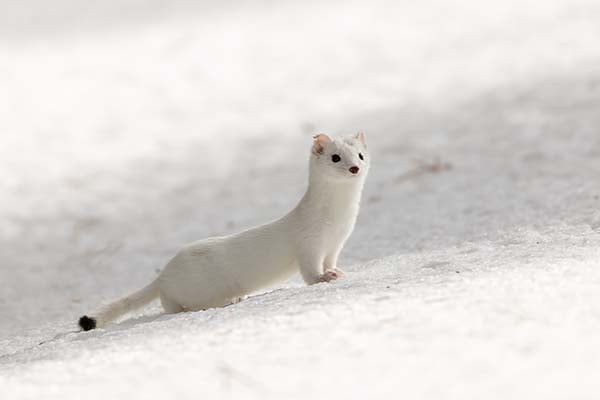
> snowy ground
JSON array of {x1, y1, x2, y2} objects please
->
[{"x1": 2, "y1": 1, "x2": 600, "y2": 399}]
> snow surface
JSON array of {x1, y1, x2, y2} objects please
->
[{"x1": 2, "y1": 0, "x2": 600, "y2": 399}]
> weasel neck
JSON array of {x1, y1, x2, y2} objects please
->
[{"x1": 296, "y1": 167, "x2": 366, "y2": 214}]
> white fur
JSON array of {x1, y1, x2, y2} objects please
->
[{"x1": 83, "y1": 133, "x2": 369, "y2": 328}]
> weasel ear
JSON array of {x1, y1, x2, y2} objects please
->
[
  {"x1": 354, "y1": 131, "x2": 366, "y2": 145},
  {"x1": 312, "y1": 134, "x2": 332, "y2": 155}
]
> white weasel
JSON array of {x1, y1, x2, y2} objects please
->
[{"x1": 78, "y1": 132, "x2": 369, "y2": 330}]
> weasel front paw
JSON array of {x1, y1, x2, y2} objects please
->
[
  {"x1": 330, "y1": 267, "x2": 345, "y2": 278},
  {"x1": 318, "y1": 270, "x2": 342, "y2": 283}
]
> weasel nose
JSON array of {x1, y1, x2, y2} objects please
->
[{"x1": 349, "y1": 166, "x2": 360, "y2": 174}]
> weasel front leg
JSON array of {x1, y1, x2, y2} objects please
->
[
  {"x1": 297, "y1": 251, "x2": 339, "y2": 284},
  {"x1": 323, "y1": 248, "x2": 346, "y2": 278}
]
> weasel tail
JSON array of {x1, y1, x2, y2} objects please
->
[{"x1": 79, "y1": 279, "x2": 160, "y2": 331}]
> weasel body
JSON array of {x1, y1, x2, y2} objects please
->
[{"x1": 79, "y1": 133, "x2": 369, "y2": 330}]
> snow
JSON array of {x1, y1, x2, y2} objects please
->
[{"x1": 2, "y1": 0, "x2": 600, "y2": 398}]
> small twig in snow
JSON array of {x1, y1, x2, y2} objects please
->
[{"x1": 395, "y1": 156, "x2": 452, "y2": 183}]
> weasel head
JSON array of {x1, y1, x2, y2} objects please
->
[{"x1": 310, "y1": 132, "x2": 369, "y2": 182}]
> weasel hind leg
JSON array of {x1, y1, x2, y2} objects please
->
[{"x1": 160, "y1": 294, "x2": 184, "y2": 314}]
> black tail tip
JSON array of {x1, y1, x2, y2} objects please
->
[{"x1": 79, "y1": 315, "x2": 97, "y2": 331}]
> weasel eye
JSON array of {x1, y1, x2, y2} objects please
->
[
  {"x1": 331, "y1": 154, "x2": 341, "y2": 163},
  {"x1": 359, "y1": 153, "x2": 364, "y2": 161}
]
